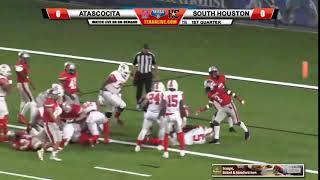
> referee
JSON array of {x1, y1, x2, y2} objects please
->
[{"x1": 132, "y1": 43, "x2": 158, "y2": 110}]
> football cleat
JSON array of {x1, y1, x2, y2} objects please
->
[
  {"x1": 50, "y1": 156, "x2": 62, "y2": 162},
  {"x1": 180, "y1": 150, "x2": 186, "y2": 157},
  {"x1": 210, "y1": 138, "x2": 220, "y2": 144},
  {"x1": 229, "y1": 127, "x2": 236, "y2": 133},
  {"x1": 163, "y1": 151, "x2": 169, "y2": 159},
  {"x1": 245, "y1": 131, "x2": 251, "y2": 141},
  {"x1": 135, "y1": 145, "x2": 141, "y2": 152}
]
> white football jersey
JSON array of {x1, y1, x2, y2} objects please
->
[
  {"x1": 82, "y1": 101, "x2": 98, "y2": 114},
  {"x1": 163, "y1": 90, "x2": 184, "y2": 114},
  {"x1": 0, "y1": 75, "x2": 9, "y2": 96},
  {"x1": 146, "y1": 91, "x2": 163, "y2": 113},
  {"x1": 170, "y1": 126, "x2": 210, "y2": 145},
  {"x1": 104, "y1": 70, "x2": 129, "y2": 94}
]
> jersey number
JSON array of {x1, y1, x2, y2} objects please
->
[
  {"x1": 148, "y1": 93, "x2": 161, "y2": 105},
  {"x1": 167, "y1": 95, "x2": 178, "y2": 107},
  {"x1": 193, "y1": 134, "x2": 205, "y2": 141},
  {"x1": 69, "y1": 78, "x2": 77, "y2": 90}
]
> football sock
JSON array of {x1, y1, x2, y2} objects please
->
[
  {"x1": 163, "y1": 133, "x2": 169, "y2": 151},
  {"x1": 213, "y1": 125, "x2": 220, "y2": 139},
  {"x1": 239, "y1": 121, "x2": 248, "y2": 132}
]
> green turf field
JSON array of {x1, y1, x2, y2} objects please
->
[{"x1": 0, "y1": 0, "x2": 318, "y2": 180}]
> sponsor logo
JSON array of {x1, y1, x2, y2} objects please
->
[{"x1": 151, "y1": 9, "x2": 166, "y2": 19}]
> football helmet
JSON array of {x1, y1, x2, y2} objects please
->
[
  {"x1": 204, "y1": 79, "x2": 217, "y2": 92},
  {"x1": 208, "y1": 66, "x2": 219, "y2": 77},
  {"x1": 18, "y1": 51, "x2": 31, "y2": 60},
  {"x1": 118, "y1": 63, "x2": 130, "y2": 79},
  {"x1": 167, "y1": 80, "x2": 178, "y2": 91},
  {"x1": 0, "y1": 64, "x2": 12, "y2": 76},
  {"x1": 153, "y1": 82, "x2": 165, "y2": 92},
  {"x1": 50, "y1": 84, "x2": 64, "y2": 99},
  {"x1": 64, "y1": 62, "x2": 76, "y2": 74},
  {"x1": 61, "y1": 102, "x2": 72, "y2": 113}
]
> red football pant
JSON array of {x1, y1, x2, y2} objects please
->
[{"x1": 103, "y1": 122, "x2": 109, "y2": 142}]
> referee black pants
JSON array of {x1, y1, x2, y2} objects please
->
[{"x1": 136, "y1": 72, "x2": 153, "y2": 103}]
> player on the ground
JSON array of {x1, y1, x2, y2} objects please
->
[
  {"x1": 59, "y1": 62, "x2": 81, "y2": 104},
  {"x1": 197, "y1": 79, "x2": 250, "y2": 144},
  {"x1": 158, "y1": 80, "x2": 187, "y2": 158},
  {"x1": 36, "y1": 85, "x2": 64, "y2": 161},
  {"x1": 135, "y1": 82, "x2": 166, "y2": 152},
  {"x1": 99, "y1": 63, "x2": 130, "y2": 125},
  {"x1": 0, "y1": 64, "x2": 13, "y2": 142},
  {"x1": 15, "y1": 52, "x2": 36, "y2": 124},
  {"x1": 206, "y1": 66, "x2": 236, "y2": 132},
  {"x1": 169, "y1": 125, "x2": 213, "y2": 146},
  {"x1": 59, "y1": 102, "x2": 87, "y2": 148},
  {"x1": 83, "y1": 101, "x2": 110, "y2": 144},
  {"x1": 8, "y1": 129, "x2": 47, "y2": 151}
]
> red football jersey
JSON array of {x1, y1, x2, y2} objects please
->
[
  {"x1": 15, "y1": 61, "x2": 30, "y2": 83},
  {"x1": 207, "y1": 87, "x2": 231, "y2": 107},
  {"x1": 208, "y1": 74, "x2": 226, "y2": 89},
  {"x1": 60, "y1": 104, "x2": 82, "y2": 119},
  {"x1": 43, "y1": 98, "x2": 59, "y2": 123},
  {"x1": 59, "y1": 71, "x2": 78, "y2": 94}
]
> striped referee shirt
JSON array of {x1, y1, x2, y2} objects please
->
[{"x1": 133, "y1": 52, "x2": 156, "y2": 74}]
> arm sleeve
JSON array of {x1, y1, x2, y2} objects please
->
[
  {"x1": 151, "y1": 54, "x2": 156, "y2": 65},
  {"x1": 133, "y1": 54, "x2": 138, "y2": 65}
]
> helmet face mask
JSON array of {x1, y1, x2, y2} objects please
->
[{"x1": 0, "y1": 64, "x2": 12, "y2": 76}]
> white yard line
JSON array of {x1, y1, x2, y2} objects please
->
[
  {"x1": 0, "y1": 46, "x2": 317, "y2": 90},
  {"x1": 8, "y1": 124, "x2": 318, "y2": 175},
  {"x1": 0, "y1": 170, "x2": 52, "y2": 180},
  {"x1": 94, "y1": 166, "x2": 151, "y2": 177}
]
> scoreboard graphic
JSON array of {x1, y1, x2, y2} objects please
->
[{"x1": 42, "y1": 8, "x2": 278, "y2": 26}]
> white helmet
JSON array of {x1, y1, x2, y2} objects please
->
[
  {"x1": 18, "y1": 51, "x2": 31, "y2": 60},
  {"x1": 118, "y1": 63, "x2": 130, "y2": 79},
  {"x1": 167, "y1": 80, "x2": 178, "y2": 91},
  {"x1": 204, "y1": 79, "x2": 217, "y2": 91},
  {"x1": 0, "y1": 64, "x2": 12, "y2": 76},
  {"x1": 153, "y1": 82, "x2": 165, "y2": 92},
  {"x1": 50, "y1": 84, "x2": 64, "y2": 98},
  {"x1": 61, "y1": 102, "x2": 72, "y2": 113}
]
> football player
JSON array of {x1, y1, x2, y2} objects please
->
[
  {"x1": 169, "y1": 125, "x2": 213, "y2": 146},
  {"x1": 98, "y1": 63, "x2": 130, "y2": 125},
  {"x1": 0, "y1": 64, "x2": 12, "y2": 142},
  {"x1": 135, "y1": 82, "x2": 166, "y2": 152},
  {"x1": 15, "y1": 52, "x2": 36, "y2": 124},
  {"x1": 8, "y1": 129, "x2": 47, "y2": 152},
  {"x1": 197, "y1": 80, "x2": 250, "y2": 144},
  {"x1": 37, "y1": 85, "x2": 64, "y2": 161},
  {"x1": 59, "y1": 102, "x2": 87, "y2": 148},
  {"x1": 207, "y1": 66, "x2": 236, "y2": 132},
  {"x1": 59, "y1": 62, "x2": 81, "y2": 104},
  {"x1": 83, "y1": 101, "x2": 110, "y2": 144},
  {"x1": 158, "y1": 80, "x2": 187, "y2": 158}
]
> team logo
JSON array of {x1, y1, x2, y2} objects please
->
[
  {"x1": 182, "y1": 20, "x2": 187, "y2": 24},
  {"x1": 141, "y1": 9, "x2": 149, "y2": 19},
  {"x1": 168, "y1": 9, "x2": 180, "y2": 19},
  {"x1": 151, "y1": 9, "x2": 166, "y2": 19}
]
